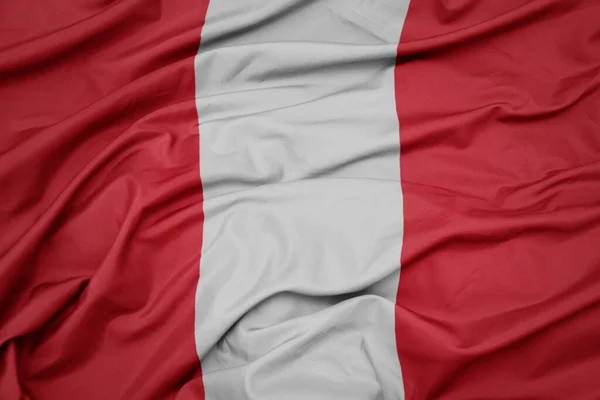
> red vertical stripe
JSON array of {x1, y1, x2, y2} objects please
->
[
  {"x1": 0, "y1": 0, "x2": 210, "y2": 398},
  {"x1": 395, "y1": 1, "x2": 600, "y2": 399}
]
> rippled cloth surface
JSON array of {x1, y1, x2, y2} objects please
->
[{"x1": 1, "y1": 0, "x2": 600, "y2": 399}]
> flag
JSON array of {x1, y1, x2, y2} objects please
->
[{"x1": 1, "y1": 0, "x2": 599, "y2": 399}]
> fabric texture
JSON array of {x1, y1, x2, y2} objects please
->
[{"x1": 1, "y1": 0, "x2": 599, "y2": 399}]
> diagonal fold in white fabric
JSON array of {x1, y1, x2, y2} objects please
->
[{"x1": 194, "y1": 0, "x2": 410, "y2": 398}]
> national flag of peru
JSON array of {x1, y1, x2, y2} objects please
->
[{"x1": 1, "y1": 0, "x2": 599, "y2": 399}]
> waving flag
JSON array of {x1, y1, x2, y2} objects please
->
[{"x1": 1, "y1": 0, "x2": 599, "y2": 399}]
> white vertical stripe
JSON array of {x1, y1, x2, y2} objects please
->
[{"x1": 194, "y1": 0, "x2": 409, "y2": 398}]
